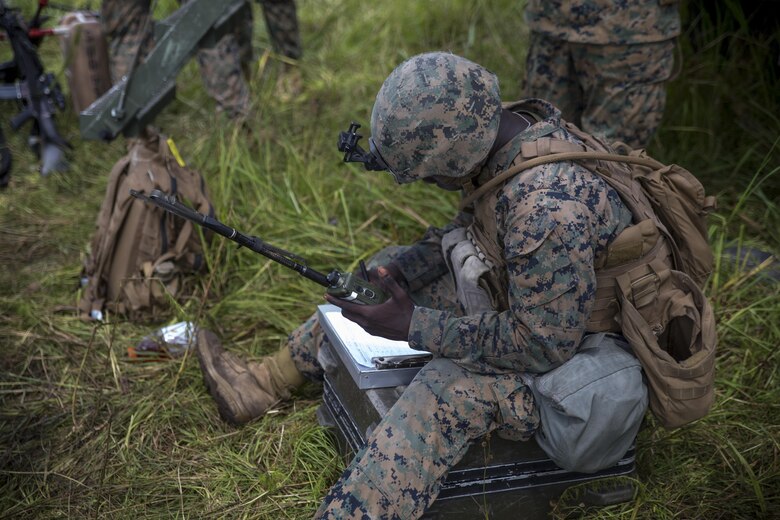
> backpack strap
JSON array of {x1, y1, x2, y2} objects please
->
[
  {"x1": 459, "y1": 150, "x2": 664, "y2": 210},
  {"x1": 520, "y1": 138, "x2": 587, "y2": 158},
  {"x1": 171, "y1": 218, "x2": 195, "y2": 262}
]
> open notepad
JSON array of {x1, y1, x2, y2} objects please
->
[{"x1": 317, "y1": 304, "x2": 431, "y2": 389}]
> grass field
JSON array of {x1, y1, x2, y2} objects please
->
[{"x1": 1, "y1": 0, "x2": 778, "y2": 518}]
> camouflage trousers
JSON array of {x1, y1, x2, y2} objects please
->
[
  {"x1": 287, "y1": 247, "x2": 539, "y2": 519},
  {"x1": 524, "y1": 32, "x2": 676, "y2": 149},
  {"x1": 259, "y1": 0, "x2": 302, "y2": 61},
  {"x1": 100, "y1": 0, "x2": 300, "y2": 119}
]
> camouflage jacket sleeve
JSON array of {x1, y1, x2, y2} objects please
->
[
  {"x1": 407, "y1": 188, "x2": 601, "y2": 374},
  {"x1": 390, "y1": 211, "x2": 474, "y2": 292}
]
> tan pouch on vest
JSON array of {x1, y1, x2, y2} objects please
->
[{"x1": 615, "y1": 268, "x2": 716, "y2": 428}]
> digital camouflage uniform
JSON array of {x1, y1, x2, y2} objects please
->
[
  {"x1": 288, "y1": 96, "x2": 634, "y2": 518},
  {"x1": 524, "y1": 0, "x2": 681, "y2": 149},
  {"x1": 100, "y1": 0, "x2": 301, "y2": 119},
  {"x1": 259, "y1": 0, "x2": 302, "y2": 61}
]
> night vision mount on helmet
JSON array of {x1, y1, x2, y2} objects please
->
[{"x1": 337, "y1": 122, "x2": 389, "y2": 172}]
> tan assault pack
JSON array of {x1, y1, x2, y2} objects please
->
[
  {"x1": 462, "y1": 124, "x2": 718, "y2": 429},
  {"x1": 79, "y1": 130, "x2": 213, "y2": 321}
]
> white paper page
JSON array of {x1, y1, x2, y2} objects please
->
[{"x1": 322, "y1": 309, "x2": 429, "y2": 367}]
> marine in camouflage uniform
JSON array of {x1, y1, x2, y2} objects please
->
[
  {"x1": 100, "y1": 0, "x2": 301, "y2": 119},
  {"x1": 194, "y1": 52, "x2": 635, "y2": 518},
  {"x1": 312, "y1": 55, "x2": 632, "y2": 518},
  {"x1": 523, "y1": 0, "x2": 681, "y2": 149}
]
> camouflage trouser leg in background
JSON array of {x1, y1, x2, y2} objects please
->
[
  {"x1": 192, "y1": 0, "x2": 253, "y2": 119},
  {"x1": 100, "y1": 0, "x2": 154, "y2": 84},
  {"x1": 524, "y1": 32, "x2": 676, "y2": 149},
  {"x1": 288, "y1": 246, "x2": 539, "y2": 518},
  {"x1": 258, "y1": 0, "x2": 302, "y2": 60}
]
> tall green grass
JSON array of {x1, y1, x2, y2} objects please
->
[{"x1": 1, "y1": 0, "x2": 778, "y2": 518}]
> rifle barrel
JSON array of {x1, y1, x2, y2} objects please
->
[{"x1": 133, "y1": 189, "x2": 332, "y2": 288}]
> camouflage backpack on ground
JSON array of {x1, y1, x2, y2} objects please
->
[
  {"x1": 79, "y1": 130, "x2": 213, "y2": 321},
  {"x1": 463, "y1": 111, "x2": 718, "y2": 429}
]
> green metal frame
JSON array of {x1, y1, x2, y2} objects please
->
[{"x1": 79, "y1": 0, "x2": 246, "y2": 140}]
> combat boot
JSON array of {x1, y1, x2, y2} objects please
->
[{"x1": 196, "y1": 329, "x2": 305, "y2": 426}]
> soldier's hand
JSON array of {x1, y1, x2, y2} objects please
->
[
  {"x1": 360, "y1": 262, "x2": 407, "y2": 289},
  {"x1": 325, "y1": 266, "x2": 414, "y2": 341}
]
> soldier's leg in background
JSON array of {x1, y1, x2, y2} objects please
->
[
  {"x1": 184, "y1": 0, "x2": 253, "y2": 119},
  {"x1": 574, "y1": 39, "x2": 676, "y2": 149},
  {"x1": 258, "y1": 0, "x2": 303, "y2": 99},
  {"x1": 195, "y1": 35, "x2": 252, "y2": 119},
  {"x1": 258, "y1": 0, "x2": 302, "y2": 60},
  {"x1": 100, "y1": 0, "x2": 153, "y2": 83},
  {"x1": 315, "y1": 358, "x2": 537, "y2": 519},
  {"x1": 524, "y1": 31, "x2": 583, "y2": 126}
]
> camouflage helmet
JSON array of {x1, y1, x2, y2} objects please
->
[{"x1": 369, "y1": 52, "x2": 502, "y2": 184}]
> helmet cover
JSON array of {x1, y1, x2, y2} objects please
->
[{"x1": 370, "y1": 52, "x2": 502, "y2": 183}]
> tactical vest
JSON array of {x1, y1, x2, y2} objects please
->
[
  {"x1": 459, "y1": 124, "x2": 712, "y2": 333},
  {"x1": 455, "y1": 116, "x2": 718, "y2": 429}
]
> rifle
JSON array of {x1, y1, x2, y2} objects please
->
[
  {"x1": 0, "y1": 0, "x2": 70, "y2": 181},
  {"x1": 130, "y1": 189, "x2": 388, "y2": 306}
]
